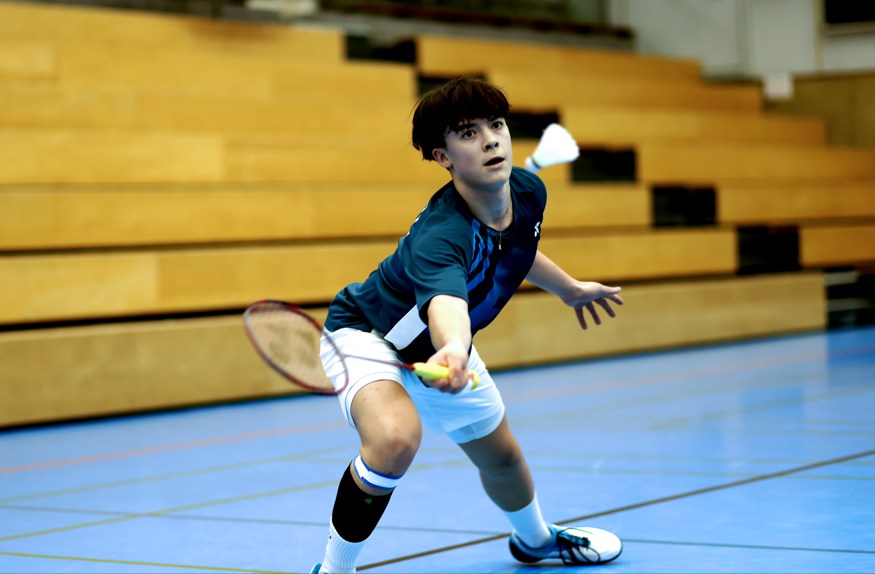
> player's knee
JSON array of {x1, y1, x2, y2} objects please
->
[
  {"x1": 480, "y1": 441, "x2": 524, "y2": 477},
  {"x1": 367, "y1": 417, "x2": 422, "y2": 468}
]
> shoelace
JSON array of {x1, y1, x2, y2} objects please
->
[{"x1": 556, "y1": 528, "x2": 600, "y2": 565}]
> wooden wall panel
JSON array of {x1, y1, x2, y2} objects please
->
[
  {"x1": 0, "y1": 273, "x2": 824, "y2": 427},
  {"x1": 766, "y1": 73, "x2": 875, "y2": 148},
  {"x1": 479, "y1": 272, "x2": 826, "y2": 367},
  {"x1": 0, "y1": 316, "x2": 295, "y2": 427}
]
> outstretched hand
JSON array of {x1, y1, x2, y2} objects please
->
[{"x1": 561, "y1": 282, "x2": 624, "y2": 330}]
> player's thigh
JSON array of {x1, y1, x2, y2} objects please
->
[{"x1": 351, "y1": 379, "x2": 422, "y2": 471}]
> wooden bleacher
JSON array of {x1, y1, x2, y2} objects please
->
[
  {"x1": 563, "y1": 106, "x2": 827, "y2": 147},
  {"x1": 0, "y1": 1, "x2": 847, "y2": 427}
]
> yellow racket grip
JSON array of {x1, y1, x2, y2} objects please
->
[{"x1": 411, "y1": 362, "x2": 480, "y2": 390}]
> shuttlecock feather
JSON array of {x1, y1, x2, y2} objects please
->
[{"x1": 525, "y1": 123, "x2": 580, "y2": 173}]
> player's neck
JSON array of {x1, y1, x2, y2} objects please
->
[{"x1": 457, "y1": 182, "x2": 512, "y2": 231}]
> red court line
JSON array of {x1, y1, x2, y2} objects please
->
[{"x1": 0, "y1": 419, "x2": 346, "y2": 476}]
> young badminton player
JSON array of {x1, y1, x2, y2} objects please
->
[{"x1": 312, "y1": 76, "x2": 624, "y2": 573}]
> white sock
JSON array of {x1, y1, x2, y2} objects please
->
[
  {"x1": 320, "y1": 519, "x2": 366, "y2": 574},
  {"x1": 504, "y1": 496, "x2": 553, "y2": 549}
]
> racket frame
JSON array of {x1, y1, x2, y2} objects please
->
[{"x1": 243, "y1": 299, "x2": 478, "y2": 395}]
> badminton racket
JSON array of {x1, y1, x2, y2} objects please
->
[{"x1": 243, "y1": 299, "x2": 479, "y2": 395}]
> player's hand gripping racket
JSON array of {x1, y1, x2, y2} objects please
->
[{"x1": 243, "y1": 300, "x2": 479, "y2": 395}]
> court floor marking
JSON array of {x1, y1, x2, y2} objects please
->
[
  {"x1": 358, "y1": 447, "x2": 875, "y2": 571},
  {"x1": 0, "y1": 550, "x2": 289, "y2": 574},
  {"x1": 0, "y1": 420, "x2": 346, "y2": 476},
  {"x1": 0, "y1": 445, "x2": 352, "y2": 505},
  {"x1": 620, "y1": 538, "x2": 875, "y2": 556}
]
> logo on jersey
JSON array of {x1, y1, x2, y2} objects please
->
[{"x1": 534, "y1": 221, "x2": 541, "y2": 238}]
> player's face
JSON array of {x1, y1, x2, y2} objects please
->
[{"x1": 433, "y1": 117, "x2": 513, "y2": 192}]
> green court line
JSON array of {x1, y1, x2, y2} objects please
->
[
  {"x1": 0, "y1": 447, "x2": 351, "y2": 505},
  {"x1": 0, "y1": 478, "x2": 338, "y2": 543},
  {"x1": 0, "y1": 550, "x2": 290, "y2": 573},
  {"x1": 624, "y1": 538, "x2": 875, "y2": 555},
  {"x1": 359, "y1": 447, "x2": 875, "y2": 571}
]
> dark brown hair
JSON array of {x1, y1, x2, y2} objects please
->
[{"x1": 411, "y1": 76, "x2": 511, "y2": 161}]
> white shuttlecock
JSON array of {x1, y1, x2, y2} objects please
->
[{"x1": 524, "y1": 123, "x2": 580, "y2": 173}]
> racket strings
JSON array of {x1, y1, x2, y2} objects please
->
[{"x1": 246, "y1": 305, "x2": 333, "y2": 391}]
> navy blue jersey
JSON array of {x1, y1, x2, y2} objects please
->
[{"x1": 325, "y1": 167, "x2": 546, "y2": 363}]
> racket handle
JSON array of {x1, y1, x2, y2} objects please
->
[{"x1": 411, "y1": 362, "x2": 480, "y2": 390}]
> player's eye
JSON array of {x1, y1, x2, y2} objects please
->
[{"x1": 491, "y1": 119, "x2": 505, "y2": 130}]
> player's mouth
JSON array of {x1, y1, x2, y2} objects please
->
[{"x1": 483, "y1": 156, "x2": 505, "y2": 167}]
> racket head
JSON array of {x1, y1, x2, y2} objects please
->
[{"x1": 242, "y1": 300, "x2": 347, "y2": 395}]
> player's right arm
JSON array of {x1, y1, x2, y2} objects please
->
[{"x1": 425, "y1": 294, "x2": 473, "y2": 394}]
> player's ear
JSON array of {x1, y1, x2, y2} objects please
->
[{"x1": 432, "y1": 147, "x2": 452, "y2": 169}]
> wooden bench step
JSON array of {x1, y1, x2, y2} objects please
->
[
  {"x1": 491, "y1": 69, "x2": 761, "y2": 112},
  {"x1": 564, "y1": 106, "x2": 826, "y2": 147},
  {"x1": 0, "y1": 228, "x2": 737, "y2": 325},
  {"x1": 0, "y1": 131, "x2": 446, "y2": 184},
  {"x1": 0, "y1": 272, "x2": 825, "y2": 427},
  {"x1": 0, "y1": 182, "x2": 648, "y2": 251},
  {"x1": 638, "y1": 143, "x2": 875, "y2": 182},
  {"x1": 539, "y1": 228, "x2": 737, "y2": 282},
  {"x1": 416, "y1": 34, "x2": 702, "y2": 82},
  {"x1": 0, "y1": 2, "x2": 345, "y2": 64},
  {"x1": 718, "y1": 181, "x2": 875, "y2": 224},
  {"x1": 0, "y1": 83, "x2": 414, "y2": 138},
  {"x1": 801, "y1": 223, "x2": 875, "y2": 267},
  {"x1": 54, "y1": 46, "x2": 416, "y2": 100},
  {"x1": 0, "y1": 242, "x2": 394, "y2": 325}
]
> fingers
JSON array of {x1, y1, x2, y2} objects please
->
[
  {"x1": 428, "y1": 371, "x2": 472, "y2": 394},
  {"x1": 575, "y1": 306, "x2": 587, "y2": 330},
  {"x1": 576, "y1": 295, "x2": 623, "y2": 330}
]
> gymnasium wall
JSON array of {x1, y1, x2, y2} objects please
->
[{"x1": 2, "y1": 1, "x2": 873, "y2": 427}]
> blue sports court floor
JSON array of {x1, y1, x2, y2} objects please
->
[{"x1": 1, "y1": 326, "x2": 874, "y2": 573}]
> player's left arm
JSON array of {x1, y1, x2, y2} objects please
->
[{"x1": 526, "y1": 251, "x2": 624, "y2": 330}]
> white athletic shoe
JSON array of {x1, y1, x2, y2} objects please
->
[{"x1": 509, "y1": 524, "x2": 623, "y2": 565}]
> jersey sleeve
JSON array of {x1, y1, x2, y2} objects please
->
[{"x1": 405, "y1": 214, "x2": 472, "y2": 322}]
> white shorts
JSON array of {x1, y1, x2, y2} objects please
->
[{"x1": 320, "y1": 328, "x2": 505, "y2": 444}]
